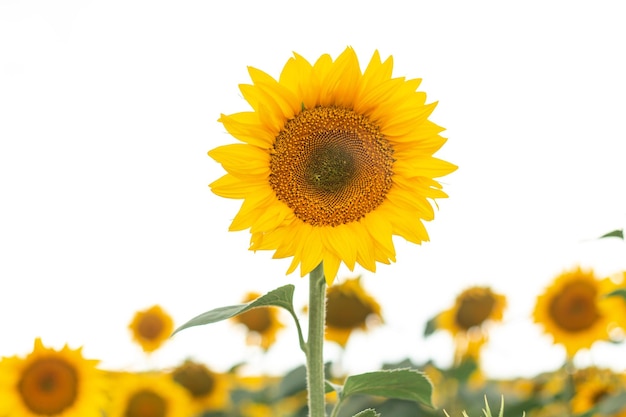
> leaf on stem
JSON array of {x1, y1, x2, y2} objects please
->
[
  {"x1": 598, "y1": 229, "x2": 624, "y2": 240},
  {"x1": 352, "y1": 409, "x2": 381, "y2": 417},
  {"x1": 341, "y1": 369, "x2": 433, "y2": 408},
  {"x1": 172, "y1": 284, "x2": 296, "y2": 336}
]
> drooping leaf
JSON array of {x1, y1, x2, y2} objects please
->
[
  {"x1": 352, "y1": 409, "x2": 380, "y2": 417},
  {"x1": 172, "y1": 284, "x2": 296, "y2": 335},
  {"x1": 598, "y1": 229, "x2": 624, "y2": 240},
  {"x1": 341, "y1": 369, "x2": 433, "y2": 408}
]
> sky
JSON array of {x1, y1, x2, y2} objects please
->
[{"x1": 1, "y1": 1, "x2": 626, "y2": 380}]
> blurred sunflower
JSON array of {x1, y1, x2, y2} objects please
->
[
  {"x1": 209, "y1": 47, "x2": 457, "y2": 284},
  {"x1": 533, "y1": 266, "x2": 624, "y2": 357},
  {"x1": 571, "y1": 367, "x2": 626, "y2": 416},
  {"x1": 171, "y1": 359, "x2": 230, "y2": 415},
  {"x1": 107, "y1": 372, "x2": 192, "y2": 417},
  {"x1": 129, "y1": 305, "x2": 174, "y2": 353},
  {"x1": 325, "y1": 276, "x2": 383, "y2": 347},
  {"x1": 232, "y1": 292, "x2": 285, "y2": 351},
  {"x1": 436, "y1": 286, "x2": 506, "y2": 363},
  {"x1": 0, "y1": 338, "x2": 106, "y2": 417}
]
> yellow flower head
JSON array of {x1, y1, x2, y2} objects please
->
[
  {"x1": 325, "y1": 276, "x2": 383, "y2": 347},
  {"x1": 571, "y1": 367, "x2": 626, "y2": 416},
  {"x1": 437, "y1": 286, "x2": 507, "y2": 336},
  {"x1": 436, "y1": 286, "x2": 506, "y2": 364},
  {"x1": 232, "y1": 292, "x2": 285, "y2": 351},
  {"x1": 533, "y1": 266, "x2": 624, "y2": 357},
  {"x1": 0, "y1": 338, "x2": 107, "y2": 417},
  {"x1": 171, "y1": 359, "x2": 230, "y2": 414},
  {"x1": 128, "y1": 305, "x2": 174, "y2": 353},
  {"x1": 209, "y1": 47, "x2": 457, "y2": 284},
  {"x1": 107, "y1": 372, "x2": 192, "y2": 417}
]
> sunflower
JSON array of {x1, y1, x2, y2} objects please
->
[
  {"x1": 128, "y1": 305, "x2": 174, "y2": 353},
  {"x1": 533, "y1": 266, "x2": 625, "y2": 357},
  {"x1": 436, "y1": 286, "x2": 506, "y2": 364},
  {"x1": 171, "y1": 359, "x2": 230, "y2": 415},
  {"x1": 232, "y1": 292, "x2": 285, "y2": 351},
  {"x1": 0, "y1": 338, "x2": 107, "y2": 417},
  {"x1": 325, "y1": 276, "x2": 383, "y2": 347},
  {"x1": 209, "y1": 47, "x2": 457, "y2": 284},
  {"x1": 571, "y1": 367, "x2": 626, "y2": 416},
  {"x1": 107, "y1": 371, "x2": 192, "y2": 417}
]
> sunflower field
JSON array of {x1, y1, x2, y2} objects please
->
[
  {"x1": 2, "y1": 5, "x2": 626, "y2": 417},
  {"x1": 2, "y1": 235, "x2": 626, "y2": 417}
]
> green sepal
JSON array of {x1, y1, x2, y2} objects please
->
[
  {"x1": 341, "y1": 369, "x2": 433, "y2": 408},
  {"x1": 598, "y1": 229, "x2": 624, "y2": 240},
  {"x1": 352, "y1": 409, "x2": 381, "y2": 417},
  {"x1": 172, "y1": 284, "x2": 296, "y2": 336}
]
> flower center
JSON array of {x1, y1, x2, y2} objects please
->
[
  {"x1": 326, "y1": 292, "x2": 374, "y2": 328},
  {"x1": 549, "y1": 280, "x2": 600, "y2": 332},
  {"x1": 138, "y1": 314, "x2": 165, "y2": 340},
  {"x1": 125, "y1": 389, "x2": 167, "y2": 417},
  {"x1": 269, "y1": 106, "x2": 394, "y2": 227},
  {"x1": 18, "y1": 357, "x2": 78, "y2": 415},
  {"x1": 455, "y1": 289, "x2": 496, "y2": 330},
  {"x1": 172, "y1": 362, "x2": 216, "y2": 398},
  {"x1": 236, "y1": 308, "x2": 272, "y2": 333}
]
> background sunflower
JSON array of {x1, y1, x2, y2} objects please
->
[
  {"x1": 107, "y1": 372, "x2": 192, "y2": 417},
  {"x1": 128, "y1": 305, "x2": 174, "y2": 353},
  {"x1": 533, "y1": 267, "x2": 624, "y2": 357},
  {"x1": 0, "y1": 338, "x2": 106, "y2": 417},
  {"x1": 325, "y1": 276, "x2": 383, "y2": 348},
  {"x1": 231, "y1": 292, "x2": 285, "y2": 351}
]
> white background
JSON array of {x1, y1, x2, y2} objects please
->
[{"x1": 1, "y1": 1, "x2": 626, "y2": 379}]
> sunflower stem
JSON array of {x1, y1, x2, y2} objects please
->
[{"x1": 306, "y1": 262, "x2": 327, "y2": 417}]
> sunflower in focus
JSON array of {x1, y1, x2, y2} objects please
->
[
  {"x1": 325, "y1": 276, "x2": 383, "y2": 347},
  {"x1": 209, "y1": 47, "x2": 457, "y2": 284},
  {"x1": 129, "y1": 305, "x2": 174, "y2": 353},
  {"x1": 171, "y1": 359, "x2": 230, "y2": 415},
  {"x1": 533, "y1": 266, "x2": 625, "y2": 357},
  {"x1": 436, "y1": 286, "x2": 506, "y2": 363},
  {"x1": 232, "y1": 292, "x2": 285, "y2": 351},
  {"x1": 107, "y1": 372, "x2": 192, "y2": 417},
  {"x1": 0, "y1": 338, "x2": 106, "y2": 417}
]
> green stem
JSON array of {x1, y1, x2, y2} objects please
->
[{"x1": 306, "y1": 262, "x2": 327, "y2": 417}]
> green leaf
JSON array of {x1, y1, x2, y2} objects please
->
[
  {"x1": 423, "y1": 315, "x2": 438, "y2": 337},
  {"x1": 605, "y1": 288, "x2": 626, "y2": 301},
  {"x1": 352, "y1": 409, "x2": 381, "y2": 417},
  {"x1": 341, "y1": 369, "x2": 433, "y2": 408},
  {"x1": 599, "y1": 229, "x2": 624, "y2": 240},
  {"x1": 275, "y1": 363, "x2": 337, "y2": 400},
  {"x1": 172, "y1": 284, "x2": 296, "y2": 336}
]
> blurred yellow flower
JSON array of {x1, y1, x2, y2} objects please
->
[
  {"x1": 437, "y1": 286, "x2": 506, "y2": 364},
  {"x1": 0, "y1": 338, "x2": 106, "y2": 417},
  {"x1": 232, "y1": 292, "x2": 285, "y2": 351},
  {"x1": 171, "y1": 359, "x2": 230, "y2": 415},
  {"x1": 107, "y1": 372, "x2": 192, "y2": 417},
  {"x1": 209, "y1": 47, "x2": 457, "y2": 284},
  {"x1": 325, "y1": 276, "x2": 383, "y2": 347},
  {"x1": 128, "y1": 305, "x2": 174, "y2": 353},
  {"x1": 571, "y1": 367, "x2": 626, "y2": 416},
  {"x1": 533, "y1": 266, "x2": 624, "y2": 357}
]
